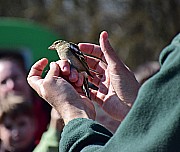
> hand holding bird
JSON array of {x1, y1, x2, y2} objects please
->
[{"x1": 48, "y1": 40, "x2": 102, "y2": 99}]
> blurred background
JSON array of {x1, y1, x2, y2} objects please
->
[{"x1": 0, "y1": 0, "x2": 179, "y2": 70}]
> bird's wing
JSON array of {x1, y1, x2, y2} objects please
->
[
  {"x1": 69, "y1": 42, "x2": 84, "y2": 56},
  {"x1": 69, "y1": 42, "x2": 93, "y2": 77}
]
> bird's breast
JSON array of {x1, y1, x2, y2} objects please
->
[{"x1": 57, "y1": 50, "x2": 85, "y2": 72}]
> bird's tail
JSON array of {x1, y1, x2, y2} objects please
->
[{"x1": 83, "y1": 76, "x2": 91, "y2": 100}]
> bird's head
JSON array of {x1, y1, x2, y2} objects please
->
[{"x1": 48, "y1": 40, "x2": 67, "y2": 51}]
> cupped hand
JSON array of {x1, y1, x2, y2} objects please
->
[
  {"x1": 78, "y1": 31, "x2": 140, "y2": 121},
  {"x1": 27, "y1": 58, "x2": 95, "y2": 125}
]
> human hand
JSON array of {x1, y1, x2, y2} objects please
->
[
  {"x1": 78, "y1": 31, "x2": 140, "y2": 121},
  {"x1": 27, "y1": 58, "x2": 95, "y2": 125}
]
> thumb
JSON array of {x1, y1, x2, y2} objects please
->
[
  {"x1": 99, "y1": 31, "x2": 126, "y2": 73},
  {"x1": 100, "y1": 31, "x2": 139, "y2": 104}
]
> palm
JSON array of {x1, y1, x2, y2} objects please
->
[
  {"x1": 78, "y1": 31, "x2": 139, "y2": 121},
  {"x1": 89, "y1": 61, "x2": 130, "y2": 121}
]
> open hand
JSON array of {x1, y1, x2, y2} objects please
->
[{"x1": 78, "y1": 31, "x2": 140, "y2": 121}]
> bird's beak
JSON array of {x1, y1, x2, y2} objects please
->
[{"x1": 48, "y1": 45, "x2": 55, "y2": 50}]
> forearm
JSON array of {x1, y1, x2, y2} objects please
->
[
  {"x1": 52, "y1": 97, "x2": 95, "y2": 125},
  {"x1": 58, "y1": 105, "x2": 90, "y2": 125}
]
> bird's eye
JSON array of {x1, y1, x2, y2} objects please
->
[{"x1": 54, "y1": 41, "x2": 60, "y2": 45}]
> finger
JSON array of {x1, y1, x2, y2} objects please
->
[
  {"x1": 27, "y1": 58, "x2": 48, "y2": 95},
  {"x1": 45, "y1": 62, "x2": 60, "y2": 79},
  {"x1": 73, "y1": 84, "x2": 85, "y2": 95},
  {"x1": 89, "y1": 74, "x2": 101, "y2": 87},
  {"x1": 83, "y1": 56, "x2": 106, "y2": 73},
  {"x1": 27, "y1": 58, "x2": 48, "y2": 84},
  {"x1": 90, "y1": 74, "x2": 109, "y2": 97},
  {"x1": 100, "y1": 31, "x2": 125, "y2": 70},
  {"x1": 75, "y1": 73, "x2": 84, "y2": 87},
  {"x1": 90, "y1": 89, "x2": 104, "y2": 106},
  {"x1": 79, "y1": 43, "x2": 101, "y2": 69},
  {"x1": 88, "y1": 63, "x2": 107, "y2": 88},
  {"x1": 69, "y1": 68, "x2": 79, "y2": 82},
  {"x1": 78, "y1": 43, "x2": 102, "y2": 58},
  {"x1": 84, "y1": 56, "x2": 100, "y2": 70},
  {"x1": 56, "y1": 60, "x2": 70, "y2": 76},
  {"x1": 28, "y1": 58, "x2": 48, "y2": 78}
]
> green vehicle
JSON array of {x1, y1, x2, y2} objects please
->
[{"x1": 0, "y1": 17, "x2": 60, "y2": 70}]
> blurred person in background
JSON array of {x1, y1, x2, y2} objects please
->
[
  {"x1": 0, "y1": 95, "x2": 37, "y2": 152},
  {"x1": 33, "y1": 108, "x2": 63, "y2": 152},
  {"x1": 0, "y1": 50, "x2": 51, "y2": 144}
]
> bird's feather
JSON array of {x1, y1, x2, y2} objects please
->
[
  {"x1": 48, "y1": 40, "x2": 103, "y2": 100},
  {"x1": 69, "y1": 43, "x2": 93, "y2": 77}
]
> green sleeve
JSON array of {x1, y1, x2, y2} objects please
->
[
  {"x1": 33, "y1": 127, "x2": 60, "y2": 152},
  {"x1": 60, "y1": 33, "x2": 180, "y2": 152}
]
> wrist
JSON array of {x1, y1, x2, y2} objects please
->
[
  {"x1": 63, "y1": 111, "x2": 89, "y2": 125},
  {"x1": 55, "y1": 100, "x2": 93, "y2": 125}
]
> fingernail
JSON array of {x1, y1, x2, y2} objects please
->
[
  {"x1": 50, "y1": 62, "x2": 55, "y2": 67},
  {"x1": 70, "y1": 72, "x2": 76, "y2": 79},
  {"x1": 63, "y1": 65, "x2": 68, "y2": 71}
]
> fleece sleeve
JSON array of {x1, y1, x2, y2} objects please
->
[
  {"x1": 60, "y1": 118, "x2": 113, "y2": 152},
  {"x1": 59, "y1": 33, "x2": 180, "y2": 152}
]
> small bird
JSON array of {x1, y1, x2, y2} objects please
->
[{"x1": 48, "y1": 40, "x2": 93, "y2": 99}]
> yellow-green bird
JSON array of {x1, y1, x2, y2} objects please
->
[{"x1": 48, "y1": 40, "x2": 93, "y2": 99}]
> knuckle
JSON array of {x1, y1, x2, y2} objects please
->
[{"x1": 41, "y1": 79, "x2": 51, "y2": 88}]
